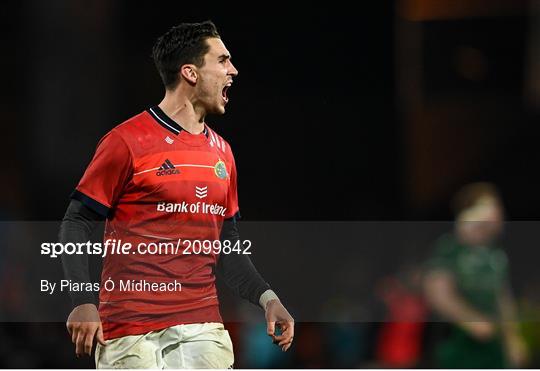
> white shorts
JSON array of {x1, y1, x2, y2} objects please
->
[{"x1": 95, "y1": 322, "x2": 234, "y2": 369}]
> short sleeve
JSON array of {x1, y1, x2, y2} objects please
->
[
  {"x1": 224, "y1": 153, "x2": 239, "y2": 219},
  {"x1": 425, "y1": 234, "x2": 457, "y2": 274},
  {"x1": 71, "y1": 130, "x2": 132, "y2": 217}
]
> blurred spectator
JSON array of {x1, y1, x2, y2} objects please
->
[
  {"x1": 240, "y1": 322, "x2": 290, "y2": 368},
  {"x1": 324, "y1": 322, "x2": 370, "y2": 368},
  {"x1": 292, "y1": 323, "x2": 326, "y2": 368},
  {"x1": 423, "y1": 182, "x2": 528, "y2": 368},
  {"x1": 374, "y1": 264, "x2": 428, "y2": 368}
]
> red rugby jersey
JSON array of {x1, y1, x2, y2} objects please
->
[{"x1": 72, "y1": 106, "x2": 239, "y2": 339}]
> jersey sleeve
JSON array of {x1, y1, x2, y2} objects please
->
[
  {"x1": 225, "y1": 152, "x2": 239, "y2": 219},
  {"x1": 425, "y1": 234, "x2": 457, "y2": 274},
  {"x1": 71, "y1": 130, "x2": 133, "y2": 217}
]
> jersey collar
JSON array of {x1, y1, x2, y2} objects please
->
[{"x1": 147, "y1": 106, "x2": 209, "y2": 137}]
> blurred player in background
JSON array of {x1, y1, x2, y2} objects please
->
[
  {"x1": 424, "y1": 182, "x2": 528, "y2": 368},
  {"x1": 59, "y1": 21, "x2": 293, "y2": 368}
]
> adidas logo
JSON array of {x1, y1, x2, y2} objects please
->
[{"x1": 156, "y1": 159, "x2": 180, "y2": 176}]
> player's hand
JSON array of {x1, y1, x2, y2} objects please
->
[
  {"x1": 265, "y1": 299, "x2": 294, "y2": 351},
  {"x1": 460, "y1": 321, "x2": 496, "y2": 341},
  {"x1": 66, "y1": 303, "x2": 106, "y2": 357},
  {"x1": 506, "y1": 333, "x2": 529, "y2": 368}
]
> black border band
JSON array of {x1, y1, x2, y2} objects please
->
[{"x1": 70, "y1": 190, "x2": 110, "y2": 218}]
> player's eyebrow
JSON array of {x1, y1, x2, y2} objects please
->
[{"x1": 218, "y1": 54, "x2": 231, "y2": 61}]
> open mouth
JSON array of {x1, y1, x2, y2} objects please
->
[{"x1": 221, "y1": 83, "x2": 232, "y2": 103}]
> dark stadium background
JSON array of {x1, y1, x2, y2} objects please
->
[{"x1": 2, "y1": 0, "x2": 540, "y2": 368}]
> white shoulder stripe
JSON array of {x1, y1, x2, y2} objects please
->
[
  {"x1": 208, "y1": 128, "x2": 228, "y2": 153},
  {"x1": 211, "y1": 131, "x2": 221, "y2": 150}
]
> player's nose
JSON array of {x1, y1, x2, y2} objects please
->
[{"x1": 229, "y1": 62, "x2": 238, "y2": 77}]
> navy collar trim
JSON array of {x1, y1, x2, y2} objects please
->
[{"x1": 147, "y1": 106, "x2": 209, "y2": 137}]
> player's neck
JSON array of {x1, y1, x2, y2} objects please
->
[{"x1": 158, "y1": 92, "x2": 205, "y2": 135}]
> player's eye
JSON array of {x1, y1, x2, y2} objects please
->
[{"x1": 219, "y1": 56, "x2": 231, "y2": 65}]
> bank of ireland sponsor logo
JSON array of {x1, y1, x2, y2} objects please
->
[
  {"x1": 156, "y1": 201, "x2": 227, "y2": 216},
  {"x1": 156, "y1": 185, "x2": 227, "y2": 216},
  {"x1": 214, "y1": 159, "x2": 228, "y2": 179}
]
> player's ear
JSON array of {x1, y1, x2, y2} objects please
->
[{"x1": 180, "y1": 64, "x2": 198, "y2": 84}]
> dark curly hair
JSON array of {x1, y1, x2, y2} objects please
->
[{"x1": 152, "y1": 21, "x2": 220, "y2": 90}]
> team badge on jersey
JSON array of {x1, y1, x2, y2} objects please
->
[{"x1": 214, "y1": 159, "x2": 228, "y2": 179}]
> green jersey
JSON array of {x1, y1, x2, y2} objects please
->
[
  {"x1": 427, "y1": 233, "x2": 509, "y2": 368},
  {"x1": 429, "y1": 233, "x2": 508, "y2": 316}
]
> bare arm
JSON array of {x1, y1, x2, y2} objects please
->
[
  {"x1": 498, "y1": 285, "x2": 529, "y2": 367},
  {"x1": 424, "y1": 269, "x2": 495, "y2": 340}
]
